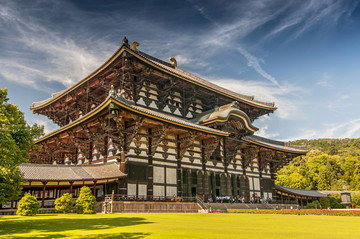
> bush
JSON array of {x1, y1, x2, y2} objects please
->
[
  {"x1": 319, "y1": 197, "x2": 330, "y2": 209},
  {"x1": 55, "y1": 193, "x2": 74, "y2": 213},
  {"x1": 16, "y1": 193, "x2": 40, "y2": 216},
  {"x1": 329, "y1": 193, "x2": 344, "y2": 209},
  {"x1": 76, "y1": 186, "x2": 97, "y2": 214},
  {"x1": 306, "y1": 200, "x2": 320, "y2": 209}
]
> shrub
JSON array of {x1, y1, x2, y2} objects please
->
[
  {"x1": 329, "y1": 193, "x2": 344, "y2": 209},
  {"x1": 76, "y1": 186, "x2": 97, "y2": 214},
  {"x1": 16, "y1": 193, "x2": 40, "y2": 216},
  {"x1": 319, "y1": 197, "x2": 330, "y2": 209},
  {"x1": 55, "y1": 193, "x2": 74, "y2": 213},
  {"x1": 306, "y1": 200, "x2": 320, "y2": 209}
]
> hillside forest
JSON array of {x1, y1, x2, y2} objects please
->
[{"x1": 275, "y1": 138, "x2": 360, "y2": 191}]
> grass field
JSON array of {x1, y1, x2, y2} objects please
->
[{"x1": 1, "y1": 213, "x2": 360, "y2": 239}]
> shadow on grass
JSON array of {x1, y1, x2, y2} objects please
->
[
  {"x1": 0, "y1": 216, "x2": 152, "y2": 238},
  {"x1": 3, "y1": 232, "x2": 150, "y2": 239}
]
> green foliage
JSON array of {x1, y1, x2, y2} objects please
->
[
  {"x1": 276, "y1": 137, "x2": 360, "y2": 191},
  {"x1": 55, "y1": 193, "x2": 74, "y2": 213},
  {"x1": 16, "y1": 193, "x2": 40, "y2": 216},
  {"x1": 0, "y1": 88, "x2": 44, "y2": 204},
  {"x1": 76, "y1": 186, "x2": 97, "y2": 214},
  {"x1": 351, "y1": 192, "x2": 360, "y2": 207},
  {"x1": 329, "y1": 193, "x2": 344, "y2": 209},
  {"x1": 319, "y1": 197, "x2": 330, "y2": 209},
  {"x1": 306, "y1": 200, "x2": 320, "y2": 209}
]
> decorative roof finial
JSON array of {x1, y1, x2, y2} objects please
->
[
  {"x1": 130, "y1": 41, "x2": 140, "y2": 52},
  {"x1": 169, "y1": 57, "x2": 177, "y2": 67},
  {"x1": 122, "y1": 35, "x2": 129, "y2": 47},
  {"x1": 109, "y1": 85, "x2": 116, "y2": 97}
]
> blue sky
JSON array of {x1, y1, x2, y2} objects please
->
[{"x1": 1, "y1": 0, "x2": 360, "y2": 140}]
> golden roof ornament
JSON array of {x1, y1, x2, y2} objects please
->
[
  {"x1": 130, "y1": 41, "x2": 140, "y2": 52},
  {"x1": 169, "y1": 57, "x2": 177, "y2": 67}
]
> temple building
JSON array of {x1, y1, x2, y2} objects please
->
[{"x1": 18, "y1": 37, "x2": 307, "y2": 207}]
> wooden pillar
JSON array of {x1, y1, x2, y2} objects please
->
[
  {"x1": 187, "y1": 169, "x2": 192, "y2": 196},
  {"x1": 42, "y1": 182, "x2": 47, "y2": 208},
  {"x1": 258, "y1": 154, "x2": 264, "y2": 198},
  {"x1": 93, "y1": 181, "x2": 97, "y2": 197},
  {"x1": 176, "y1": 134, "x2": 182, "y2": 197},
  {"x1": 177, "y1": 159, "x2": 182, "y2": 197},
  {"x1": 69, "y1": 181, "x2": 73, "y2": 195},
  {"x1": 147, "y1": 129, "x2": 154, "y2": 200}
]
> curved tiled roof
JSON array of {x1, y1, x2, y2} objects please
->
[
  {"x1": 242, "y1": 135, "x2": 308, "y2": 154},
  {"x1": 31, "y1": 43, "x2": 276, "y2": 111},
  {"x1": 19, "y1": 163, "x2": 125, "y2": 181},
  {"x1": 35, "y1": 94, "x2": 230, "y2": 143},
  {"x1": 191, "y1": 101, "x2": 258, "y2": 132},
  {"x1": 111, "y1": 94, "x2": 230, "y2": 136},
  {"x1": 276, "y1": 185, "x2": 328, "y2": 198}
]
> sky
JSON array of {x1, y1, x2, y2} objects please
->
[{"x1": 1, "y1": 0, "x2": 360, "y2": 141}]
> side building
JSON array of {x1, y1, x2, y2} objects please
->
[{"x1": 18, "y1": 37, "x2": 307, "y2": 207}]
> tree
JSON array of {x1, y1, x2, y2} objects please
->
[
  {"x1": 16, "y1": 193, "x2": 40, "y2": 216},
  {"x1": 351, "y1": 192, "x2": 360, "y2": 208},
  {"x1": 329, "y1": 193, "x2": 344, "y2": 209},
  {"x1": 76, "y1": 186, "x2": 97, "y2": 214},
  {"x1": 0, "y1": 88, "x2": 43, "y2": 204},
  {"x1": 55, "y1": 193, "x2": 74, "y2": 213}
]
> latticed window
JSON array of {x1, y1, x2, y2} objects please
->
[
  {"x1": 127, "y1": 163, "x2": 147, "y2": 182},
  {"x1": 262, "y1": 178, "x2": 273, "y2": 192},
  {"x1": 191, "y1": 172, "x2": 197, "y2": 185},
  {"x1": 183, "y1": 170, "x2": 188, "y2": 184},
  {"x1": 215, "y1": 174, "x2": 221, "y2": 186}
]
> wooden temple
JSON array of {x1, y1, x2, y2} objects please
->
[{"x1": 21, "y1": 36, "x2": 307, "y2": 207}]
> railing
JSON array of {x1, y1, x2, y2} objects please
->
[
  {"x1": 104, "y1": 194, "x2": 186, "y2": 202},
  {"x1": 267, "y1": 199, "x2": 298, "y2": 205},
  {"x1": 103, "y1": 194, "x2": 206, "y2": 206}
]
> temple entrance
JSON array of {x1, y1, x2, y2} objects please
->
[{"x1": 191, "y1": 187, "x2": 197, "y2": 197}]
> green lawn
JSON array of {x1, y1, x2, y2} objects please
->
[{"x1": 1, "y1": 213, "x2": 360, "y2": 239}]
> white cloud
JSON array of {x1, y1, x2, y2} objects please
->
[
  {"x1": 316, "y1": 72, "x2": 333, "y2": 87},
  {"x1": 255, "y1": 125, "x2": 279, "y2": 138},
  {"x1": 206, "y1": 76, "x2": 306, "y2": 119},
  {"x1": 28, "y1": 118, "x2": 58, "y2": 135},
  {"x1": 284, "y1": 118, "x2": 360, "y2": 141},
  {"x1": 0, "y1": 2, "x2": 115, "y2": 91},
  {"x1": 237, "y1": 47, "x2": 279, "y2": 86}
]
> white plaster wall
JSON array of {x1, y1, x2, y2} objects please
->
[
  {"x1": 253, "y1": 178, "x2": 260, "y2": 191},
  {"x1": 166, "y1": 168, "x2": 177, "y2": 184},
  {"x1": 127, "y1": 183, "x2": 136, "y2": 196},
  {"x1": 138, "y1": 184, "x2": 147, "y2": 197},
  {"x1": 249, "y1": 177, "x2": 254, "y2": 190},
  {"x1": 153, "y1": 166, "x2": 164, "y2": 183},
  {"x1": 153, "y1": 185, "x2": 165, "y2": 197},
  {"x1": 166, "y1": 186, "x2": 177, "y2": 197}
]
